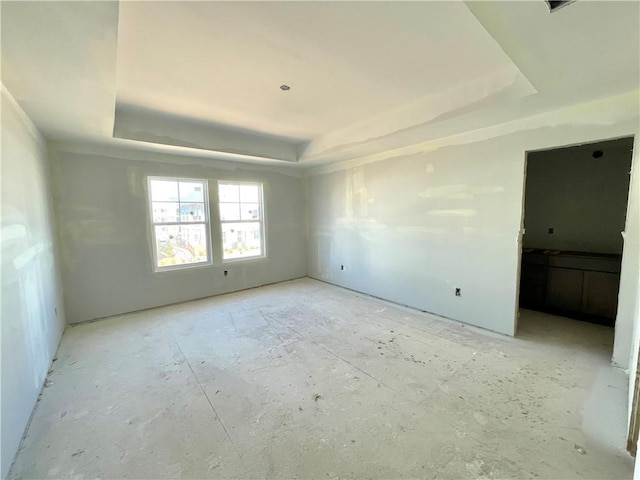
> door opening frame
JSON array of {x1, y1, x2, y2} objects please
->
[{"x1": 514, "y1": 134, "x2": 636, "y2": 339}]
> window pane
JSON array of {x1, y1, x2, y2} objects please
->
[
  {"x1": 240, "y1": 184, "x2": 259, "y2": 203},
  {"x1": 219, "y1": 203, "x2": 241, "y2": 221},
  {"x1": 180, "y1": 202, "x2": 206, "y2": 222},
  {"x1": 179, "y1": 181, "x2": 204, "y2": 202},
  {"x1": 241, "y1": 203, "x2": 260, "y2": 220},
  {"x1": 152, "y1": 202, "x2": 179, "y2": 223},
  {"x1": 155, "y1": 224, "x2": 208, "y2": 268},
  {"x1": 221, "y1": 222, "x2": 262, "y2": 260},
  {"x1": 218, "y1": 183, "x2": 239, "y2": 203},
  {"x1": 150, "y1": 180, "x2": 179, "y2": 201}
]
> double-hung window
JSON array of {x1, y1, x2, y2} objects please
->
[
  {"x1": 148, "y1": 177, "x2": 211, "y2": 270},
  {"x1": 218, "y1": 182, "x2": 265, "y2": 261}
]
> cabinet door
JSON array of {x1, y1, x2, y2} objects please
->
[
  {"x1": 546, "y1": 267, "x2": 584, "y2": 312},
  {"x1": 520, "y1": 262, "x2": 547, "y2": 308},
  {"x1": 582, "y1": 271, "x2": 620, "y2": 319}
]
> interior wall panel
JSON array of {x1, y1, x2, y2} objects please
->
[
  {"x1": 50, "y1": 146, "x2": 307, "y2": 324},
  {"x1": 1, "y1": 88, "x2": 66, "y2": 479},
  {"x1": 307, "y1": 92, "x2": 639, "y2": 338}
]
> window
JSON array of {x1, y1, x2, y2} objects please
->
[
  {"x1": 218, "y1": 182, "x2": 264, "y2": 261},
  {"x1": 148, "y1": 177, "x2": 211, "y2": 270}
]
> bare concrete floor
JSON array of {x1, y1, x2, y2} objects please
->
[{"x1": 10, "y1": 278, "x2": 633, "y2": 479}]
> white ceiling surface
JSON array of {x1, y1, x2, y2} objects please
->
[
  {"x1": 1, "y1": 1, "x2": 118, "y2": 141},
  {"x1": 115, "y1": 1, "x2": 530, "y2": 140},
  {"x1": 2, "y1": 1, "x2": 639, "y2": 166}
]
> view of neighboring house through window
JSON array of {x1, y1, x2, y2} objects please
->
[
  {"x1": 148, "y1": 177, "x2": 211, "y2": 270},
  {"x1": 218, "y1": 182, "x2": 264, "y2": 260}
]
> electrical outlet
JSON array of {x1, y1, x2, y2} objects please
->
[
  {"x1": 341, "y1": 265, "x2": 345, "y2": 271},
  {"x1": 548, "y1": 227, "x2": 554, "y2": 234},
  {"x1": 455, "y1": 288, "x2": 461, "y2": 297},
  {"x1": 224, "y1": 270, "x2": 228, "y2": 276}
]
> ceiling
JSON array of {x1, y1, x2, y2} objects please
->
[
  {"x1": 2, "y1": 1, "x2": 638, "y2": 167},
  {"x1": 115, "y1": 1, "x2": 530, "y2": 140}
]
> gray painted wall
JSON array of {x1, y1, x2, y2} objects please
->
[
  {"x1": 524, "y1": 137, "x2": 633, "y2": 254},
  {"x1": 1, "y1": 88, "x2": 66, "y2": 478},
  {"x1": 307, "y1": 95, "x2": 639, "y2": 338},
  {"x1": 50, "y1": 145, "x2": 307, "y2": 324}
]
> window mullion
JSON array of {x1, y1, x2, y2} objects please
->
[{"x1": 220, "y1": 220, "x2": 262, "y2": 224}]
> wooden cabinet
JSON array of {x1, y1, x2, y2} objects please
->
[
  {"x1": 582, "y1": 271, "x2": 620, "y2": 319},
  {"x1": 519, "y1": 251, "x2": 547, "y2": 309},
  {"x1": 520, "y1": 250, "x2": 621, "y2": 325},
  {"x1": 546, "y1": 267, "x2": 584, "y2": 312}
]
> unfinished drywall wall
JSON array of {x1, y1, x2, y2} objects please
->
[
  {"x1": 307, "y1": 91, "x2": 638, "y2": 337},
  {"x1": 523, "y1": 137, "x2": 633, "y2": 254},
  {"x1": 113, "y1": 103, "x2": 302, "y2": 162},
  {"x1": 1, "y1": 87, "x2": 66, "y2": 478},
  {"x1": 614, "y1": 136, "x2": 640, "y2": 371},
  {"x1": 627, "y1": 263, "x2": 640, "y2": 438},
  {"x1": 623, "y1": 143, "x2": 640, "y2": 425},
  {"x1": 307, "y1": 136, "x2": 524, "y2": 335},
  {"x1": 49, "y1": 144, "x2": 307, "y2": 324}
]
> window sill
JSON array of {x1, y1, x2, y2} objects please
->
[{"x1": 154, "y1": 260, "x2": 212, "y2": 273}]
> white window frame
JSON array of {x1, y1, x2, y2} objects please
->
[
  {"x1": 218, "y1": 181, "x2": 266, "y2": 263},
  {"x1": 147, "y1": 176, "x2": 212, "y2": 272}
]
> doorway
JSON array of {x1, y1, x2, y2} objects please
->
[{"x1": 518, "y1": 136, "x2": 634, "y2": 329}]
